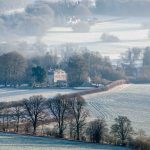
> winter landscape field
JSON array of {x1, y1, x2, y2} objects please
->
[
  {"x1": 1, "y1": 0, "x2": 150, "y2": 149},
  {"x1": 0, "y1": 84, "x2": 150, "y2": 135},
  {"x1": 0, "y1": 133, "x2": 130, "y2": 150},
  {"x1": 0, "y1": 88, "x2": 78, "y2": 102},
  {"x1": 84, "y1": 84, "x2": 150, "y2": 134}
]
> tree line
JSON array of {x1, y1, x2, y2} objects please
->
[
  {"x1": 0, "y1": 50, "x2": 124, "y2": 87},
  {"x1": 1, "y1": 46, "x2": 150, "y2": 87},
  {"x1": 0, "y1": 94, "x2": 149, "y2": 149},
  {"x1": 121, "y1": 47, "x2": 150, "y2": 83}
]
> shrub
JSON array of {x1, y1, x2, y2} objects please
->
[{"x1": 101, "y1": 33, "x2": 120, "y2": 42}]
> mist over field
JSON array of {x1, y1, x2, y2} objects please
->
[{"x1": 0, "y1": 0, "x2": 150, "y2": 59}]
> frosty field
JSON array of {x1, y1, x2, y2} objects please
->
[
  {"x1": 84, "y1": 84, "x2": 150, "y2": 134},
  {"x1": 0, "y1": 88, "x2": 78, "y2": 102},
  {"x1": 0, "y1": 133, "x2": 130, "y2": 150},
  {"x1": 0, "y1": 84, "x2": 150, "y2": 134}
]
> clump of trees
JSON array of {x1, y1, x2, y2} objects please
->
[
  {"x1": 101, "y1": 33, "x2": 120, "y2": 43},
  {"x1": 121, "y1": 47, "x2": 150, "y2": 83},
  {"x1": 0, "y1": 94, "x2": 88, "y2": 139},
  {"x1": 64, "y1": 51, "x2": 125, "y2": 87},
  {"x1": 0, "y1": 51, "x2": 27, "y2": 87},
  {"x1": 86, "y1": 119, "x2": 108, "y2": 143}
]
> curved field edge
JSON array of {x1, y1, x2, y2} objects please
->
[
  {"x1": 84, "y1": 84, "x2": 150, "y2": 134},
  {"x1": 0, "y1": 133, "x2": 130, "y2": 150}
]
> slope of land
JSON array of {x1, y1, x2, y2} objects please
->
[
  {"x1": 84, "y1": 84, "x2": 150, "y2": 134},
  {"x1": 0, "y1": 88, "x2": 79, "y2": 102},
  {"x1": 0, "y1": 133, "x2": 131, "y2": 150}
]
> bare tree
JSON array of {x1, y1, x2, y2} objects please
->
[
  {"x1": 111, "y1": 116, "x2": 133, "y2": 145},
  {"x1": 0, "y1": 103, "x2": 6, "y2": 131},
  {"x1": 23, "y1": 95, "x2": 46, "y2": 134},
  {"x1": 86, "y1": 119, "x2": 108, "y2": 143},
  {"x1": 11, "y1": 103, "x2": 24, "y2": 132},
  {"x1": 47, "y1": 94, "x2": 69, "y2": 138},
  {"x1": 69, "y1": 94, "x2": 88, "y2": 140},
  {"x1": 0, "y1": 107, "x2": 11, "y2": 132}
]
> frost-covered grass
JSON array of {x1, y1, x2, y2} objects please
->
[
  {"x1": 0, "y1": 133, "x2": 130, "y2": 150},
  {"x1": 84, "y1": 84, "x2": 150, "y2": 134},
  {"x1": 0, "y1": 88, "x2": 78, "y2": 102}
]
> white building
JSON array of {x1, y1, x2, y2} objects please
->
[
  {"x1": 54, "y1": 69, "x2": 67, "y2": 83},
  {"x1": 48, "y1": 69, "x2": 67, "y2": 87}
]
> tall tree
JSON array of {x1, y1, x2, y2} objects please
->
[
  {"x1": 111, "y1": 116, "x2": 133, "y2": 145},
  {"x1": 47, "y1": 94, "x2": 69, "y2": 138},
  {"x1": 69, "y1": 94, "x2": 88, "y2": 140},
  {"x1": 23, "y1": 95, "x2": 46, "y2": 134},
  {"x1": 32, "y1": 66, "x2": 46, "y2": 84},
  {"x1": 11, "y1": 103, "x2": 24, "y2": 132},
  {"x1": 66, "y1": 54, "x2": 88, "y2": 87}
]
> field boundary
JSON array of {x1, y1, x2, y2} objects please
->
[{"x1": 76, "y1": 80, "x2": 127, "y2": 96}]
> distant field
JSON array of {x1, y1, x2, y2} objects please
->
[
  {"x1": 0, "y1": 133, "x2": 130, "y2": 150},
  {"x1": 0, "y1": 88, "x2": 78, "y2": 102},
  {"x1": 84, "y1": 84, "x2": 150, "y2": 134}
]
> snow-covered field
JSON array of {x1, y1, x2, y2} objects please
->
[
  {"x1": 0, "y1": 133, "x2": 130, "y2": 150},
  {"x1": 0, "y1": 88, "x2": 78, "y2": 102},
  {"x1": 84, "y1": 84, "x2": 150, "y2": 134},
  {"x1": 0, "y1": 84, "x2": 150, "y2": 135}
]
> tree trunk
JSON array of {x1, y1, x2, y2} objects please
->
[
  {"x1": 33, "y1": 122, "x2": 37, "y2": 135},
  {"x1": 16, "y1": 115, "x2": 20, "y2": 132},
  {"x1": 76, "y1": 123, "x2": 80, "y2": 140}
]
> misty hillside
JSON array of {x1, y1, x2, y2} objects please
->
[
  {"x1": 0, "y1": 0, "x2": 33, "y2": 12},
  {"x1": 1, "y1": 0, "x2": 150, "y2": 55}
]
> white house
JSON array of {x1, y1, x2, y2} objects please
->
[{"x1": 48, "y1": 69, "x2": 67, "y2": 87}]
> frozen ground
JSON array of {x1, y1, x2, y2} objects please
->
[
  {"x1": 84, "y1": 84, "x2": 150, "y2": 134},
  {"x1": 0, "y1": 88, "x2": 78, "y2": 102},
  {"x1": 0, "y1": 133, "x2": 130, "y2": 150},
  {"x1": 0, "y1": 84, "x2": 150, "y2": 135}
]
